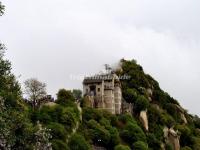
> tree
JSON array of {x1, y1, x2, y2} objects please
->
[
  {"x1": 0, "y1": 2, "x2": 5, "y2": 16},
  {"x1": 114, "y1": 144, "x2": 131, "y2": 150},
  {"x1": 120, "y1": 122, "x2": 146, "y2": 145},
  {"x1": 132, "y1": 141, "x2": 148, "y2": 150},
  {"x1": 56, "y1": 89, "x2": 75, "y2": 106},
  {"x1": 68, "y1": 133, "x2": 91, "y2": 150},
  {"x1": 34, "y1": 123, "x2": 52, "y2": 150},
  {"x1": 134, "y1": 95, "x2": 149, "y2": 112},
  {"x1": 72, "y1": 89, "x2": 82, "y2": 100},
  {"x1": 24, "y1": 78, "x2": 46, "y2": 109},
  {"x1": 123, "y1": 88, "x2": 138, "y2": 103},
  {"x1": 52, "y1": 139, "x2": 69, "y2": 150}
]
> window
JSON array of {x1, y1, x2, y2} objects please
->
[{"x1": 98, "y1": 88, "x2": 100, "y2": 92}]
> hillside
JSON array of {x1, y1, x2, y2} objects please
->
[{"x1": 1, "y1": 45, "x2": 200, "y2": 150}]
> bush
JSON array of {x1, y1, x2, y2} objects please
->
[
  {"x1": 123, "y1": 88, "x2": 138, "y2": 103},
  {"x1": 52, "y1": 139, "x2": 69, "y2": 150},
  {"x1": 165, "y1": 143, "x2": 173, "y2": 150},
  {"x1": 68, "y1": 133, "x2": 91, "y2": 150},
  {"x1": 160, "y1": 112, "x2": 175, "y2": 128},
  {"x1": 108, "y1": 127, "x2": 120, "y2": 148},
  {"x1": 175, "y1": 125, "x2": 193, "y2": 146},
  {"x1": 118, "y1": 114, "x2": 137, "y2": 125},
  {"x1": 114, "y1": 144, "x2": 131, "y2": 150},
  {"x1": 134, "y1": 95, "x2": 149, "y2": 112},
  {"x1": 59, "y1": 108, "x2": 79, "y2": 132},
  {"x1": 132, "y1": 141, "x2": 148, "y2": 150},
  {"x1": 181, "y1": 146, "x2": 192, "y2": 150},
  {"x1": 87, "y1": 120, "x2": 111, "y2": 146},
  {"x1": 47, "y1": 123, "x2": 67, "y2": 141},
  {"x1": 147, "y1": 133, "x2": 161, "y2": 150},
  {"x1": 120, "y1": 123, "x2": 146, "y2": 145},
  {"x1": 82, "y1": 107, "x2": 102, "y2": 122},
  {"x1": 56, "y1": 89, "x2": 75, "y2": 106},
  {"x1": 165, "y1": 103, "x2": 181, "y2": 123}
]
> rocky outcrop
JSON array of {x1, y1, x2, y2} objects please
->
[
  {"x1": 139, "y1": 109, "x2": 148, "y2": 131},
  {"x1": 151, "y1": 104, "x2": 162, "y2": 112},
  {"x1": 174, "y1": 104, "x2": 187, "y2": 124},
  {"x1": 121, "y1": 99, "x2": 133, "y2": 114},
  {"x1": 163, "y1": 127, "x2": 180, "y2": 150},
  {"x1": 180, "y1": 113, "x2": 187, "y2": 124},
  {"x1": 83, "y1": 95, "x2": 94, "y2": 107},
  {"x1": 147, "y1": 88, "x2": 153, "y2": 102}
]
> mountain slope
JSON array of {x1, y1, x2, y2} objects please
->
[
  {"x1": 115, "y1": 59, "x2": 200, "y2": 150},
  {"x1": 1, "y1": 53, "x2": 200, "y2": 150}
]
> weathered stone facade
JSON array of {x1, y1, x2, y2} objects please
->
[{"x1": 83, "y1": 73, "x2": 122, "y2": 114}]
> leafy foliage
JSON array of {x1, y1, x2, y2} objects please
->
[
  {"x1": 132, "y1": 141, "x2": 148, "y2": 150},
  {"x1": 114, "y1": 144, "x2": 131, "y2": 150},
  {"x1": 24, "y1": 78, "x2": 46, "y2": 109},
  {"x1": 56, "y1": 89, "x2": 75, "y2": 106},
  {"x1": 0, "y1": 2, "x2": 4, "y2": 16},
  {"x1": 68, "y1": 133, "x2": 91, "y2": 150},
  {"x1": 134, "y1": 95, "x2": 149, "y2": 112}
]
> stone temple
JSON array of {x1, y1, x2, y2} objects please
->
[{"x1": 83, "y1": 73, "x2": 122, "y2": 114}]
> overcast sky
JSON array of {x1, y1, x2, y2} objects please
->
[{"x1": 0, "y1": 0, "x2": 200, "y2": 115}]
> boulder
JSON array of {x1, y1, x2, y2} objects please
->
[
  {"x1": 163, "y1": 127, "x2": 180, "y2": 150},
  {"x1": 180, "y1": 113, "x2": 187, "y2": 124},
  {"x1": 139, "y1": 109, "x2": 149, "y2": 131}
]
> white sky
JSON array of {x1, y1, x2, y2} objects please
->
[{"x1": 0, "y1": 0, "x2": 200, "y2": 115}]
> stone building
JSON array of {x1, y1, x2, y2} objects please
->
[{"x1": 83, "y1": 73, "x2": 122, "y2": 114}]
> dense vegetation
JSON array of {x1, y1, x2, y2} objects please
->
[{"x1": 1, "y1": 2, "x2": 200, "y2": 150}]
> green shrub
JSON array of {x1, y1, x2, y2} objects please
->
[
  {"x1": 114, "y1": 144, "x2": 131, "y2": 150},
  {"x1": 123, "y1": 88, "x2": 138, "y2": 103},
  {"x1": 82, "y1": 107, "x2": 103, "y2": 122},
  {"x1": 160, "y1": 112, "x2": 175, "y2": 127},
  {"x1": 47, "y1": 123, "x2": 67, "y2": 141},
  {"x1": 59, "y1": 108, "x2": 78, "y2": 132},
  {"x1": 175, "y1": 125, "x2": 193, "y2": 146},
  {"x1": 120, "y1": 123, "x2": 146, "y2": 145},
  {"x1": 52, "y1": 139, "x2": 69, "y2": 150},
  {"x1": 87, "y1": 120, "x2": 111, "y2": 146},
  {"x1": 132, "y1": 141, "x2": 148, "y2": 150},
  {"x1": 108, "y1": 127, "x2": 120, "y2": 148},
  {"x1": 165, "y1": 103, "x2": 182, "y2": 123},
  {"x1": 165, "y1": 143, "x2": 173, "y2": 150},
  {"x1": 192, "y1": 137, "x2": 200, "y2": 150},
  {"x1": 181, "y1": 146, "x2": 192, "y2": 150},
  {"x1": 68, "y1": 133, "x2": 91, "y2": 150},
  {"x1": 56, "y1": 89, "x2": 75, "y2": 106},
  {"x1": 118, "y1": 114, "x2": 137, "y2": 125},
  {"x1": 147, "y1": 133, "x2": 161, "y2": 150},
  {"x1": 134, "y1": 95, "x2": 149, "y2": 112}
]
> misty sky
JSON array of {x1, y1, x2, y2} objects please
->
[{"x1": 0, "y1": 0, "x2": 200, "y2": 115}]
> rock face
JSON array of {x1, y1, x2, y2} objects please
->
[
  {"x1": 147, "y1": 88, "x2": 153, "y2": 102},
  {"x1": 83, "y1": 95, "x2": 94, "y2": 107},
  {"x1": 121, "y1": 99, "x2": 133, "y2": 114},
  {"x1": 174, "y1": 104, "x2": 187, "y2": 124},
  {"x1": 180, "y1": 113, "x2": 187, "y2": 124},
  {"x1": 163, "y1": 127, "x2": 180, "y2": 150},
  {"x1": 139, "y1": 110, "x2": 148, "y2": 131}
]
